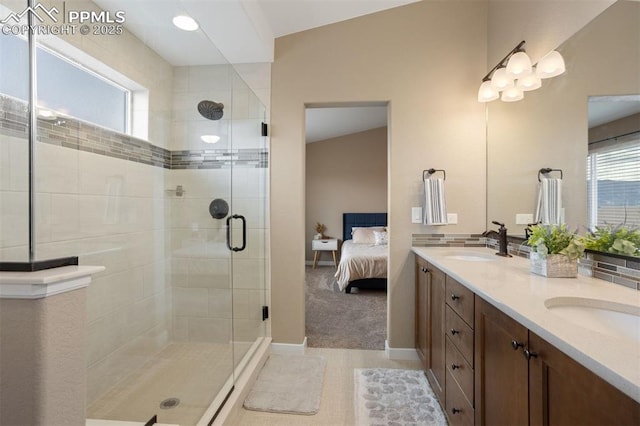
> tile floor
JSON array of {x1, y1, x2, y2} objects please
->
[{"x1": 225, "y1": 348, "x2": 422, "y2": 425}]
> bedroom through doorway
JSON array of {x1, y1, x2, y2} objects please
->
[{"x1": 304, "y1": 103, "x2": 389, "y2": 350}]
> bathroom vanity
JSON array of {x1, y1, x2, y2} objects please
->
[{"x1": 413, "y1": 247, "x2": 640, "y2": 426}]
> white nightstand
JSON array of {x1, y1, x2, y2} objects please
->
[{"x1": 311, "y1": 239, "x2": 338, "y2": 268}]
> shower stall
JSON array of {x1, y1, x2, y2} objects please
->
[{"x1": 0, "y1": 1, "x2": 269, "y2": 424}]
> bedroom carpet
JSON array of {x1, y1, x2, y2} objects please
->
[
  {"x1": 305, "y1": 266, "x2": 386, "y2": 350},
  {"x1": 243, "y1": 354, "x2": 326, "y2": 415},
  {"x1": 354, "y1": 368, "x2": 447, "y2": 426}
]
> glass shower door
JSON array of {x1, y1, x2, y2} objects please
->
[{"x1": 229, "y1": 69, "x2": 268, "y2": 374}]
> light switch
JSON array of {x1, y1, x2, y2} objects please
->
[
  {"x1": 447, "y1": 213, "x2": 458, "y2": 224},
  {"x1": 412, "y1": 207, "x2": 422, "y2": 223},
  {"x1": 516, "y1": 213, "x2": 534, "y2": 225}
]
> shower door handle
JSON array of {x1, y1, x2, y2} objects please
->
[{"x1": 226, "y1": 214, "x2": 247, "y2": 252}]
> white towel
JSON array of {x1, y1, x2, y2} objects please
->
[
  {"x1": 423, "y1": 178, "x2": 448, "y2": 225},
  {"x1": 535, "y1": 178, "x2": 563, "y2": 225}
]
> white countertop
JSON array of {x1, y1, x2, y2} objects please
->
[{"x1": 412, "y1": 246, "x2": 640, "y2": 403}]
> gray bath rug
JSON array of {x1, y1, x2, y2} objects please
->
[
  {"x1": 354, "y1": 368, "x2": 447, "y2": 426},
  {"x1": 243, "y1": 354, "x2": 326, "y2": 415}
]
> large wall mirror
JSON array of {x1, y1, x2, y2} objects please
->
[{"x1": 486, "y1": 0, "x2": 640, "y2": 259}]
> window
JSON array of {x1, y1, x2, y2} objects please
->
[
  {"x1": 587, "y1": 133, "x2": 640, "y2": 229},
  {"x1": 0, "y1": 34, "x2": 129, "y2": 134}
]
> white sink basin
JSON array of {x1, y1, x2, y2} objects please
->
[
  {"x1": 445, "y1": 253, "x2": 497, "y2": 262},
  {"x1": 544, "y1": 297, "x2": 640, "y2": 342}
]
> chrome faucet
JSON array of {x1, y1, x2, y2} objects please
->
[{"x1": 491, "y1": 220, "x2": 512, "y2": 257}]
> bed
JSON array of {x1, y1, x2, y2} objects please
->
[{"x1": 334, "y1": 213, "x2": 388, "y2": 293}]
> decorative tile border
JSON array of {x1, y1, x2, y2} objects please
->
[
  {"x1": 413, "y1": 233, "x2": 640, "y2": 290},
  {"x1": 411, "y1": 233, "x2": 486, "y2": 247},
  {"x1": 580, "y1": 251, "x2": 640, "y2": 290},
  {"x1": 0, "y1": 95, "x2": 268, "y2": 169}
]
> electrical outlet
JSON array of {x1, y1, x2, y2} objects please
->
[
  {"x1": 516, "y1": 213, "x2": 534, "y2": 225},
  {"x1": 412, "y1": 207, "x2": 422, "y2": 223},
  {"x1": 447, "y1": 213, "x2": 458, "y2": 224}
]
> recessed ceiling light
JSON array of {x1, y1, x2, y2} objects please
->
[
  {"x1": 201, "y1": 135, "x2": 220, "y2": 144},
  {"x1": 37, "y1": 109, "x2": 57, "y2": 120},
  {"x1": 173, "y1": 15, "x2": 199, "y2": 31}
]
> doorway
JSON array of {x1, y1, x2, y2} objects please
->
[{"x1": 304, "y1": 103, "x2": 389, "y2": 349}]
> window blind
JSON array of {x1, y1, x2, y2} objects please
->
[{"x1": 587, "y1": 132, "x2": 640, "y2": 229}]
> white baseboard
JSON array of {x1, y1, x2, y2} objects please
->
[
  {"x1": 385, "y1": 340, "x2": 420, "y2": 360},
  {"x1": 270, "y1": 336, "x2": 308, "y2": 355}
]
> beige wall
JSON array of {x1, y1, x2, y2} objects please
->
[
  {"x1": 305, "y1": 127, "x2": 388, "y2": 261},
  {"x1": 271, "y1": 1, "x2": 488, "y2": 346},
  {"x1": 487, "y1": 0, "x2": 615, "y2": 66},
  {"x1": 589, "y1": 112, "x2": 640, "y2": 144}
]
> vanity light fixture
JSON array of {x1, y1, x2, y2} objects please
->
[
  {"x1": 478, "y1": 40, "x2": 565, "y2": 103},
  {"x1": 501, "y1": 86, "x2": 524, "y2": 102},
  {"x1": 535, "y1": 50, "x2": 566, "y2": 78},
  {"x1": 173, "y1": 15, "x2": 199, "y2": 31}
]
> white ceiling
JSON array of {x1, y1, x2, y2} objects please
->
[
  {"x1": 93, "y1": 0, "x2": 419, "y2": 65},
  {"x1": 588, "y1": 95, "x2": 640, "y2": 128},
  {"x1": 89, "y1": 1, "x2": 635, "y2": 137}
]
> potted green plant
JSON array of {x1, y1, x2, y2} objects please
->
[
  {"x1": 526, "y1": 224, "x2": 585, "y2": 277},
  {"x1": 582, "y1": 225, "x2": 640, "y2": 257}
]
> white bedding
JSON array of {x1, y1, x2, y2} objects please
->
[{"x1": 334, "y1": 240, "x2": 388, "y2": 291}]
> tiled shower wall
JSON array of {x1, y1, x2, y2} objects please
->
[
  {"x1": 0, "y1": 74, "x2": 269, "y2": 403},
  {"x1": 0, "y1": 95, "x2": 172, "y2": 404}
]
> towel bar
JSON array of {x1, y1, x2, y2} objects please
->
[
  {"x1": 423, "y1": 168, "x2": 446, "y2": 180},
  {"x1": 538, "y1": 168, "x2": 563, "y2": 182}
]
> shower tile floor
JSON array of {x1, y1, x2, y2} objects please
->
[{"x1": 87, "y1": 341, "x2": 253, "y2": 426}]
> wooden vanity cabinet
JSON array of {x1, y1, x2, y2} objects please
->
[
  {"x1": 414, "y1": 258, "x2": 446, "y2": 403},
  {"x1": 474, "y1": 296, "x2": 529, "y2": 426},
  {"x1": 429, "y1": 264, "x2": 447, "y2": 403},
  {"x1": 445, "y1": 275, "x2": 475, "y2": 425},
  {"x1": 475, "y1": 297, "x2": 640, "y2": 426},
  {"x1": 528, "y1": 332, "x2": 640, "y2": 426},
  {"x1": 415, "y1": 257, "x2": 429, "y2": 369}
]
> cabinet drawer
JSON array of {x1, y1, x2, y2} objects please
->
[
  {"x1": 446, "y1": 370, "x2": 475, "y2": 426},
  {"x1": 446, "y1": 306, "x2": 474, "y2": 366},
  {"x1": 446, "y1": 336, "x2": 473, "y2": 405},
  {"x1": 311, "y1": 239, "x2": 338, "y2": 251},
  {"x1": 446, "y1": 276, "x2": 474, "y2": 327}
]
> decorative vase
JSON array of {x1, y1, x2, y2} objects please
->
[
  {"x1": 314, "y1": 233, "x2": 323, "y2": 240},
  {"x1": 529, "y1": 252, "x2": 577, "y2": 278}
]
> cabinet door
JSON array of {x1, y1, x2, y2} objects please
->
[
  {"x1": 427, "y1": 264, "x2": 446, "y2": 403},
  {"x1": 528, "y1": 332, "x2": 640, "y2": 426},
  {"x1": 475, "y1": 297, "x2": 529, "y2": 426},
  {"x1": 415, "y1": 258, "x2": 430, "y2": 370}
]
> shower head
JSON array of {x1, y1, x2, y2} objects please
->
[{"x1": 197, "y1": 100, "x2": 224, "y2": 120}]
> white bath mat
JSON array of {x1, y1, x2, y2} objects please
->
[
  {"x1": 243, "y1": 354, "x2": 326, "y2": 415},
  {"x1": 354, "y1": 368, "x2": 447, "y2": 425}
]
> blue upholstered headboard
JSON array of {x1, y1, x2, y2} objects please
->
[{"x1": 343, "y1": 213, "x2": 388, "y2": 241}]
